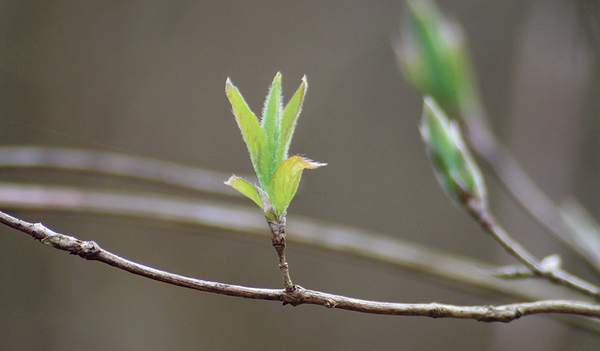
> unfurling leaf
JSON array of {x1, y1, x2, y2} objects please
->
[
  {"x1": 225, "y1": 79, "x2": 270, "y2": 188},
  {"x1": 269, "y1": 156, "x2": 327, "y2": 218},
  {"x1": 277, "y1": 76, "x2": 308, "y2": 166}
]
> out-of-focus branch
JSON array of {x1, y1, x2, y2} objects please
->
[
  {"x1": 419, "y1": 97, "x2": 600, "y2": 300},
  {"x1": 395, "y1": 0, "x2": 600, "y2": 274},
  {"x1": 465, "y1": 114, "x2": 600, "y2": 274},
  {"x1": 0, "y1": 146, "x2": 241, "y2": 196},
  {"x1": 2, "y1": 208, "x2": 600, "y2": 322},
  {"x1": 463, "y1": 192, "x2": 600, "y2": 301}
]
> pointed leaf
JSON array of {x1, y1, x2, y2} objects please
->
[
  {"x1": 277, "y1": 75, "x2": 308, "y2": 165},
  {"x1": 224, "y1": 176, "x2": 263, "y2": 210},
  {"x1": 269, "y1": 156, "x2": 326, "y2": 217},
  {"x1": 225, "y1": 78, "x2": 270, "y2": 187},
  {"x1": 261, "y1": 72, "x2": 283, "y2": 183}
]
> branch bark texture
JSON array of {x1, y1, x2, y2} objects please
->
[
  {"x1": 2, "y1": 209, "x2": 599, "y2": 323},
  {"x1": 464, "y1": 196, "x2": 600, "y2": 301}
]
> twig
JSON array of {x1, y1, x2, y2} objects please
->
[
  {"x1": 0, "y1": 182, "x2": 590, "y2": 302},
  {"x1": 464, "y1": 117, "x2": 600, "y2": 274},
  {"x1": 3, "y1": 146, "x2": 598, "y2": 294},
  {"x1": 2, "y1": 209, "x2": 600, "y2": 322},
  {"x1": 463, "y1": 193, "x2": 600, "y2": 301},
  {"x1": 267, "y1": 215, "x2": 294, "y2": 291}
]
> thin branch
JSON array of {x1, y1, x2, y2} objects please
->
[
  {"x1": 3, "y1": 146, "x2": 598, "y2": 292},
  {"x1": 2, "y1": 209, "x2": 600, "y2": 323},
  {"x1": 464, "y1": 117, "x2": 600, "y2": 274},
  {"x1": 267, "y1": 216, "x2": 294, "y2": 291},
  {"x1": 0, "y1": 146, "x2": 241, "y2": 196},
  {"x1": 0, "y1": 182, "x2": 591, "y2": 303},
  {"x1": 464, "y1": 194, "x2": 600, "y2": 301}
]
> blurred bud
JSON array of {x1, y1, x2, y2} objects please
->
[
  {"x1": 396, "y1": 0, "x2": 478, "y2": 120},
  {"x1": 540, "y1": 254, "x2": 562, "y2": 272},
  {"x1": 420, "y1": 97, "x2": 486, "y2": 208}
]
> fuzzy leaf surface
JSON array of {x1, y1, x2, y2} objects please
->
[
  {"x1": 261, "y1": 72, "x2": 282, "y2": 182},
  {"x1": 224, "y1": 176, "x2": 263, "y2": 210},
  {"x1": 277, "y1": 76, "x2": 307, "y2": 165},
  {"x1": 269, "y1": 156, "x2": 327, "y2": 217},
  {"x1": 225, "y1": 78, "x2": 270, "y2": 188}
]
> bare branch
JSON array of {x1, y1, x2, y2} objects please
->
[
  {"x1": 465, "y1": 118, "x2": 600, "y2": 274},
  {"x1": 463, "y1": 194, "x2": 600, "y2": 301},
  {"x1": 2, "y1": 209, "x2": 600, "y2": 322},
  {"x1": 0, "y1": 183, "x2": 590, "y2": 302},
  {"x1": 0, "y1": 146, "x2": 241, "y2": 196},
  {"x1": 2, "y1": 146, "x2": 598, "y2": 296}
]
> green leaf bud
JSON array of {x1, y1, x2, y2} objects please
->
[
  {"x1": 396, "y1": 0, "x2": 478, "y2": 120},
  {"x1": 420, "y1": 97, "x2": 486, "y2": 208},
  {"x1": 225, "y1": 73, "x2": 325, "y2": 223}
]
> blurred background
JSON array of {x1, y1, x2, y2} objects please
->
[{"x1": 1, "y1": 0, "x2": 599, "y2": 350}]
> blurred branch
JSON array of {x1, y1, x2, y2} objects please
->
[
  {"x1": 0, "y1": 146, "x2": 241, "y2": 196},
  {"x1": 1, "y1": 146, "x2": 599, "y2": 329},
  {"x1": 465, "y1": 116, "x2": 600, "y2": 274},
  {"x1": 463, "y1": 192, "x2": 600, "y2": 301},
  {"x1": 2, "y1": 208, "x2": 600, "y2": 322},
  {"x1": 6, "y1": 147, "x2": 597, "y2": 276},
  {"x1": 419, "y1": 97, "x2": 600, "y2": 300},
  {"x1": 395, "y1": 0, "x2": 600, "y2": 274}
]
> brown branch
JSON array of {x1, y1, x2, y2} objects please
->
[
  {"x1": 2, "y1": 209, "x2": 600, "y2": 322},
  {"x1": 2, "y1": 183, "x2": 590, "y2": 303},
  {"x1": 464, "y1": 117, "x2": 600, "y2": 274},
  {"x1": 2, "y1": 146, "x2": 598, "y2": 297},
  {"x1": 267, "y1": 215, "x2": 294, "y2": 291},
  {"x1": 463, "y1": 194, "x2": 600, "y2": 301}
]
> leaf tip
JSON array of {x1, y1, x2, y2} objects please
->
[{"x1": 224, "y1": 174, "x2": 237, "y2": 187}]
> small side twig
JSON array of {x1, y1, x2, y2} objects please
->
[
  {"x1": 465, "y1": 118, "x2": 600, "y2": 274},
  {"x1": 268, "y1": 215, "x2": 294, "y2": 291},
  {"x1": 2, "y1": 209, "x2": 600, "y2": 323},
  {"x1": 463, "y1": 193, "x2": 600, "y2": 301}
]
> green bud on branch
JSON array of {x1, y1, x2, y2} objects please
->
[
  {"x1": 420, "y1": 97, "x2": 486, "y2": 209},
  {"x1": 396, "y1": 0, "x2": 479, "y2": 120}
]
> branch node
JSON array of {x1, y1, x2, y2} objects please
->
[
  {"x1": 282, "y1": 285, "x2": 304, "y2": 306},
  {"x1": 80, "y1": 240, "x2": 101, "y2": 259}
]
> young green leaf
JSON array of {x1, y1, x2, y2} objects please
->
[
  {"x1": 225, "y1": 78, "x2": 270, "y2": 188},
  {"x1": 269, "y1": 156, "x2": 326, "y2": 218},
  {"x1": 277, "y1": 76, "x2": 308, "y2": 166},
  {"x1": 396, "y1": 0, "x2": 479, "y2": 120},
  {"x1": 224, "y1": 176, "x2": 263, "y2": 210},
  {"x1": 225, "y1": 73, "x2": 325, "y2": 223},
  {"x1": 261, "y1": 72, "x2": 283, "y2": 182}
]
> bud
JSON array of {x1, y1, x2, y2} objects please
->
[
  {"x1": 420, "y1": 97, "x2": 486, "y2": 208},
  {"x1": 396, "y1": 0, "x2": 479, "y2": 120}
]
